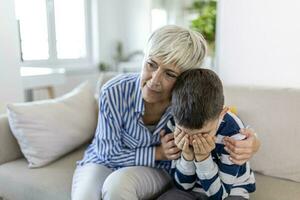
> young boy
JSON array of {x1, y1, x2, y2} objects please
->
[{"x1": 159, "y1": 69, "x2": 256, "y2": 200}]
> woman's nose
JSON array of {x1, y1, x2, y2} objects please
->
[{"x1": 151, "y1": 70, "x2": 162, "y2": 85}]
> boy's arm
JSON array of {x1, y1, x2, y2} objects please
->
[
  {"x1": 194, "y1": 153, "x2": 244, "y2": 199},
  {"x1": 193, "y1": 133, "x2": 253, "y2": 199},
  {"x1": 172, "y1": 156, "x2": 197, "y2": 191}
]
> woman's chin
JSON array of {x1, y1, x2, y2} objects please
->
[
  {"x1": 142, "y1": 87, "x2": 171, "y2": 106},
  {"x1": 142, "y1": 94, "x2": 160, "y2": 104}
]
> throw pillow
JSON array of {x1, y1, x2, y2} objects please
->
[{"x1": 6, "y1": 82, "x2": 97, "y2": 168}]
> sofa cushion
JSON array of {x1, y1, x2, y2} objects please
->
[
  {"x1": 0, "y1": 114, "x2": 22, "y2": 165},
  {"x1": 6, "y1": 82, "x2": 97, "y2": 168},
  {"x1": 250, "y1": 173, "x2": 300, "y2": 199},
  {"x1": 0, "y1": 145, "x2": 85, "y2": 200},
  {"x1": 224, "y1": 86, "x2": 300, "y2": 182}
]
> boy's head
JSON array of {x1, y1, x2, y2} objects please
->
[{"x1": 172, "y1": 68, "x2": 227, "y2": 136}]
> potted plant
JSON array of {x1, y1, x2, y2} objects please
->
[{"x1": 189, "y1": 0, "x2": 217, "y2": 57}]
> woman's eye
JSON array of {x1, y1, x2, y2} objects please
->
[
  {"x1": 147, "y1": 62, "x2": 157, "y2": 70},
  {"x1": 166, "y1": 72, "x2": 177, "y2": 79}
]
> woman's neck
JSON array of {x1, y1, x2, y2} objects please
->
[{"x1": 143, "y1": 101, "x2": 170, "y2": 125}]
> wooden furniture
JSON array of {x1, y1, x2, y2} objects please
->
[{"x1": 20, "y1": 67, "x2": 66, "y2": 101}]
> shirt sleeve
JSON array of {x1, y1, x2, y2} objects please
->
[
  {"x1": 195, "y1": 153, "x2": 253, "y2": 200},
  {"x1": 172, "y1": 156, "x2": 197, "y2": 191},
  {"x1": 94, "y1": 89, "x2": 156, "y2": 168}
]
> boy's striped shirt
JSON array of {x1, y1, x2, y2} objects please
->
[{"x1": 166, "y1": 113, "x2": 256, "y2": 199}]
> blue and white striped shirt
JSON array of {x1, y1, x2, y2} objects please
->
[
  {"x1": 78, "y1": 73, "x2": 172, "y2": 171},
  {"x1": 166, "y1": 112, "x2": 256, "y2": 199}
]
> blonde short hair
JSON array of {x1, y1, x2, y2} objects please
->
[{"x1": 144, "y1": 25, "x2": 207, "y2": 72}]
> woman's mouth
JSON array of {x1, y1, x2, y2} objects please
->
[{"x1": 146, "y1": 82, "x2": 160, "y2": 93}]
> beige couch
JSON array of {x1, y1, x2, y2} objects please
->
[{"x1": 1, "y1": 74, "x2": 300, "y2": 199}]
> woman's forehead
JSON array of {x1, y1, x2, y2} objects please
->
[{"x1": 147, "y1": 57, "x2": 182, "y2": 73}]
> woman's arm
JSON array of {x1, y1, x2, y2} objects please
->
[
  {"x1": 223, "y1": 128, "x2": 260, "y2": 165},
  {"x1": 95, "y1": 89, "x2": 156, "y2": 168}
]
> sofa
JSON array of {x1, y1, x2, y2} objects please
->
[{"x1": 1, "y1": 73, "x2": 300, "y2": 200}]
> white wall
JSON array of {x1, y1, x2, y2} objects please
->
[
  {"x1": 216, "y1": 0, "x2": 300, "y2": 88},
  {"x1": 119, "y1": 0, "x2": 151, "y2": 54},
  {"x1": 0, "y1": 0, "x2": 24, "y2": 113},
  {"x1": 96, "y1": 0, "x2": 123, "y2": 67},
  {"x1": 96, "y1": 0, "x2": 151, "y2": 69}
]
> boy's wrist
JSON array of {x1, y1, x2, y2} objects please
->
[
  {"x1": 182, "y1": 152, "x2": 194, "y2": 161},
  {"x1": 195, "y1": 153, "x2": 210, "y2": 162}
]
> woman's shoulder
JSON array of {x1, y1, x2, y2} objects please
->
[
  {"x1": 102, "y1": 73, "x2": 140, "y2": 91},
  {"x1": 99, "y1": 73, "x2": 141, "y2": 105}
]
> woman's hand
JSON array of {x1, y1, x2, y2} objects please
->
[
  {"x1": 155, "y1": 130, "x2": 181, "y2": 161},
  {"x1": 174, "y1": 128, "x2": 194, "y2": 161},
  {"x1": 223, "y1": 128, "x2": 260, "y2": 165}
]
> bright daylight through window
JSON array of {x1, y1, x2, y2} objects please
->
[{"x1": 15, "y1": 0, "x2": 88, "y2": 63}]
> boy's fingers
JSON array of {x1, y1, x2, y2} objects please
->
[
  {"x1": 206, "y1": 135, "x2": 215, "y2": 147},
  {"x1": 183, "y1": 138, "x2": 189, "y2": 152},
  {"x1": 193, "y1": 140, "x2": 200, "y2": 153},
  {"x1": 200, "y1": 136, "x2": 210, "y2": 151},
  {"x1": 195, "y1": 135, "x2": 205, "y2": 154},
  {"x1": 175, "y1": 132, "x2": 185, "y2": 143},
  {"x1": 174, "y1": 127, "x2": 181, "y2": 137},
  {"x1": 177, "y1": 136, "x2": 185, "y2": 149}
]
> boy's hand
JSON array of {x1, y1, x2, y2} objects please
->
[
  {"x1": 156, "y1": 130, "x2": 181, "y2": 161},
  {"x1": 174, "y1": 128, "x2": 194, "y2": 161},
  {"x1": 193, "y1": 134, "x2": 216, "y2": 162}
]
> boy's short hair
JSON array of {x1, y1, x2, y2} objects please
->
[
  {"x1": 172, "y1": 68, "x2": 224, "y2": 129},
  {"x1": 144, "y1": 25, "x2": 207, "y2": 72}
]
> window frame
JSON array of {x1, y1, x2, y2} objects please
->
[{"x1": 18, "y1": 0, "x2": 93, "y2": 68}]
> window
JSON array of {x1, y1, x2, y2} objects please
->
[{"x1": 15, "y1": 0, "x2": 91, "y2": 66}]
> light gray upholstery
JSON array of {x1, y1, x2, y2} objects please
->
[
  {"x1": 0, "y1": 114, "x2": 22, "y2": 165},
  {"x1": 0, "y1": 145, "x2": 85, "y2": 200},
  {"x1": 250, "y1": 173, "x2": 300, "y2": 200}
]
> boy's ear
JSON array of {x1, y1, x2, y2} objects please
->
[{"x1": 219, "y1": 106, "x2": 229, "y2": 119}]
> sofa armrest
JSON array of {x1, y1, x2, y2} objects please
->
[{"x1": 0, "y1": 114, "x2": 23, "y2": 165}]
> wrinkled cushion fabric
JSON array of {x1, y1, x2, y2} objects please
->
[
  {"x1": 225, "y1": 86, "x2": 300, "y2": 183},
  {"x1": 6, "y1": 82, "x2": 97, "y2": 168}
]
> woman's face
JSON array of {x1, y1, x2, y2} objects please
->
[{"x1": 140, "y1": 57, "x2": 181, "y2": 105}]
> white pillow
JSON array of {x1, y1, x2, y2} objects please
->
[{"x1": 7, "y1": 82, "x2": 98, "y2": 168}]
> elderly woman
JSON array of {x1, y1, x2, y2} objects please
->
[{"x1": 71, "y1": 25, "x2": 260, "y2": 200}]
